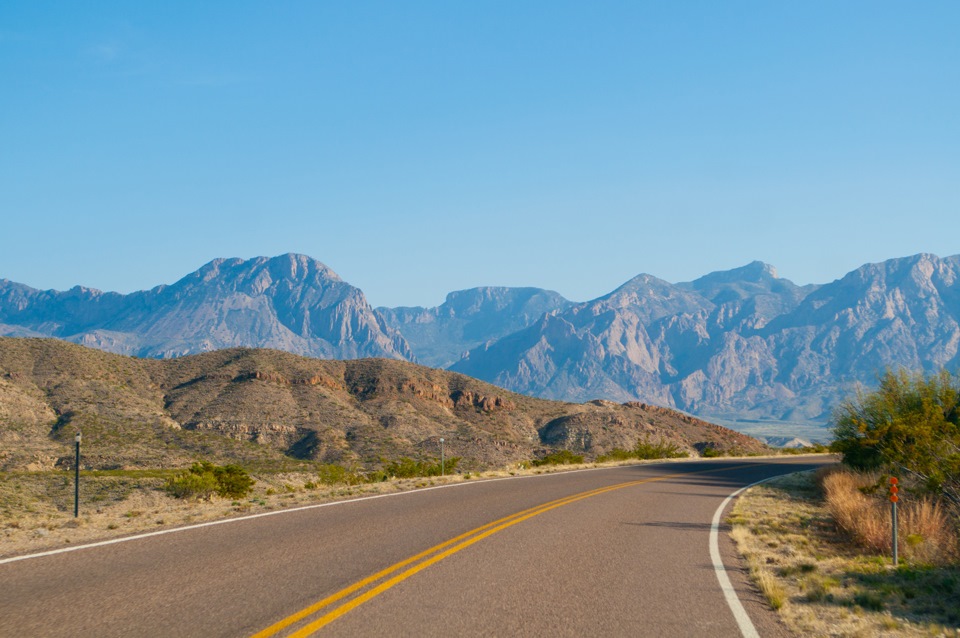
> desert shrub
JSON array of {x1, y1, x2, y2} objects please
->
[
  {"x1": 633, "y1": 438, "x2": 687, "y2": 460},
  {"x1": 165, "y1": 470, "x2": 218, "y2": 500},
  {"x1": 596, "y1": 448, "x2": 634, "y2": 462},
  {"x1": 532, "y1": 450, "x2": 584, "y2": 466},
  {"x1": 832, "y1": 369, "x2": 960, "y2": 507},
  {"x1": 365, "y1": 469, "x2": 390, "y2": 483},
  {"x1": 781, "y1": 443, "x2": 830, "y2": 455},
  {"x1": 383, "y1": 457, "x2": 459, "y2": 478},
  {"x1": 597, "y1": 438, "x2": 688, "y2": 462},
  {"x1": 316, "y1": 464, "x2": 364, "y2": 486},
  {"x1": 164, "y1": 462, "x2": 254, "y2": 500},
  {"x1": 213, "y1": 464, "x2": 255, "y2": 498},
  {"x1": 701, "y1": 446, "x2": 723, "y2": 458}
]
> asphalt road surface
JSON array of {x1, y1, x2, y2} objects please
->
[{"x1": 2, "y1": 457, "x2": 833, "y2": 637}]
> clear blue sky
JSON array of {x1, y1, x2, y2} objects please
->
[{"x1": 2, "y1": 2, "x2": 958, "y2": 308}]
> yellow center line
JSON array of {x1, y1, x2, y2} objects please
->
[
  {"x1": 251, "y1": 483, "x2": 625, "y2": 637},
  {"x1": 253, "y1": 463, "x2": 760, "y2": 637},
  {"x1": 287, "y1": 480, "x2": 650, "y2": 637}
]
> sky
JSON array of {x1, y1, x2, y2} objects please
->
[{"x1": 2, "y1": 2, "x2": 958, "y2": 308}]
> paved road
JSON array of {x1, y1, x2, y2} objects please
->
[{"x1": 1, "y1": 457, "x2": 832, "y2": 637}]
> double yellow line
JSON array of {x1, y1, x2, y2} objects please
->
[{"x1": 252, "y1": 465, "x2": 749, "y2": 637}]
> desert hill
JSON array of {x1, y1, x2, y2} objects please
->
[{"x1": 0, "y1": 337, "x2": 765, "y2": 472}]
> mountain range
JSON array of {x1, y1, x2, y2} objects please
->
[{"x1": 3, "y1": 252, "x2": 959, "y2": 431}]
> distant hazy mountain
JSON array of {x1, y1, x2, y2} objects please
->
[
  {"x1": 453, "y1": 254, "x2": 960, "y2": 424},
  {"x1": 377, "y1": 287, "x2": 572, "y2": 368},
  {"x1": 0, "y1": 254, "x2": 411, "y2": 360},
  {"x1": 3, "y1": 252, "x2": 958, "y2": 426}
]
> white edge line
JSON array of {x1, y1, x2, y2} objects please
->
[
  {"x1": 1, "y1": 458, "x2": 701, "y2": 566},
  {"x1": 709, "y1": 474, "x2": 783, "y2": 638}
]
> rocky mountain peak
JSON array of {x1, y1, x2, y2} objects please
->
[
  {"x1": 0, "y1": 256, "x2": 410, "y2": 361},
  {"x1": 692, "y1": 261, "x2": 779, "y2": 286}
]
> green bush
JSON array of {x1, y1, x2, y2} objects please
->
[
  {"x1": 833, "y1": 369, "x2": 960, "y2": 506},
  {"x1": 316, "y1": 464, "x2": 364, "y2": 486},
  {"x1": 213, "y1": 464, "x2": 255, "y2": 498},
  {"x1": 164, "y1": 462, "x2": 255, "y2": 500},
  {"x1": 596, "y1": 448, "x2": 634, "y2": 462},
  {"x1": 383, "y1": 457, "x2": 460, "y2": 478},
  {"x1": 165, "y1": 469, "x2": 218, "y2": 500},
  {"x1": 597, "y1": 438, "x2": 688, "y2": 463},
  {"x1": 701, "y1": 446, "x2": 723, "y2": 458},
  {"x1": 532, "y1": 450, "x2": 584, "y2": 466}
]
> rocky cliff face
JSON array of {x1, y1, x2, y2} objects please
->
[
  {"x1": 3, "y1": 252, "x2": 958, "y2": 426},
  {"x1": 453, "y1": 254, "x2": 960, "y2": 424},
  {"x1": 0, "y1": 254, "x2": 411, "y2": 361}
]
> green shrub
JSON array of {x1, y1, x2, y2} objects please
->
[
  {"x1": 597, "y1": 438, "x2": 688, "y2": 463},
  {"x1": 833, "y1": 369, "x2": 960, "y2": 506},
  {"x1": 213, "y1": 464, "x2": 255, "y2": 498},
  {"x1": 701, "y1": 446, "x2": 723, "y2": 458},
  {"x1": 383, "y1": 457, "x2": 460, "y2": 478},
  {"x1": 164, "y1": 462, "x2": 255, "y2": 500},
  {"x1": 532, "y1": 450, "x2": 584, "y2": 466},
  {"x1": 316, "y1": 464, "x2": 363, "y2": 486},
  {"x1": 596, "y1": 448, "x2": 634, "y2": 462},
  {"x1": 634, "y1": 438, "x2": 687, "y2": 460}
]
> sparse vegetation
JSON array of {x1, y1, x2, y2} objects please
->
[
  {"x1": 382, "y1": 456, "x2": 460, "y2": 478},
  {"x1": 730, "y1": 470, "x2": 960, "y2": 637},
  {"x1": 818, "y1": 467, "x2": 957, "y2": 565},
  {"x1": 531, "y1": 450, "x2": 584, "y2": 466},
  {"x1": 0, "y1": 337, "x2": 767, "y2": 475},
  {"x1": 780, "y1": 443, "x2": 830, "y2": 455},
  {"x1": 596, "y1": 437, "x2": 688, "y2": 462},
  {"x1": 164, "y1": 462, "x2": 255, "y2": 500},
  {"x1": 832, "y1": 369, "x2": 960, "y2": 509}
]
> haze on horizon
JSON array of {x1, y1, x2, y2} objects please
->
[{"x1": 2, "y1": 2, "x2": 958, "y2": 308}]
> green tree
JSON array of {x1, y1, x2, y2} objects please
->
[{"x1": 832, "y1": 369, "x2": 960, "y2": 506}]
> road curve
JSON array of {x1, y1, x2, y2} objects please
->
[{"x1": 1, "y1": 457, "x2": 832, "y2": 637}]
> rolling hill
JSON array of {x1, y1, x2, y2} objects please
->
[{"x1": 0, "y1": 338, "x2": 765, "y2": 472}]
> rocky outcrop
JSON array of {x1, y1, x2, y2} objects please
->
[{"x1": 453, "y1": 254, "x2": 960, "y2": 424}]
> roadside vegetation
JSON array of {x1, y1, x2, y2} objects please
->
[
  {"x1": 731, "y1": 369, "x2": 960, "y2": 636},
  {"x1": 833, "y1": 369, "x2": 960, "y2": 511},
  {"x1": 596, "y1": 437, "x2": 688, "y2": 462},
  {"x1": 164, "y1": 462, "x2": 256, "y2": 500},
  {"x1": 4, "y1": 437, "x2": 808, "y2": 558},
  {"x1": 531, "y1": 450, "x2": 585, "y2": 466}
]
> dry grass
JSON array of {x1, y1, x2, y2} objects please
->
[
  {"x1": 820, "y1": 467, "x2": 958, "y2": 565},
  {"x1": 730, "y1": 470, "x2": 960, "y2": 637},
  {"x1": 0, "y1": 453, "x2": 739, "y2": 558}
]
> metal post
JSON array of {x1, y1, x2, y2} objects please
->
[
  {"x1": 440, "y1": 438, "x2": 445, "y2": 476},
  {"x1": 74, "y1": 431, "x2": 81, "y2": 518},
  {"x1": 891, "y1": 500, "x2": 898, "y2": 566},
  {"x1": 889, "y1": 476, "x2": 899, "y2": 567}
]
